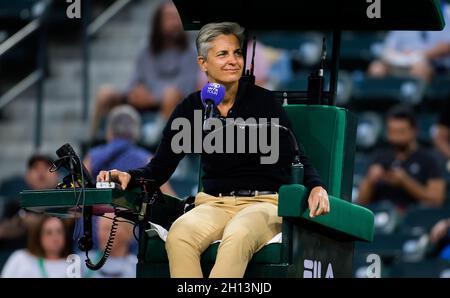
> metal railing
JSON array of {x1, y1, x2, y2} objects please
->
[
  {"x1": 0, "y1": 0, "x2": 51, "y2": 149},
  {"x1": 82, "y1": 0, "x2": 133, "y2": 121},
  {"x1": 0, "y1": 0, "x2": 134, "y2": 149}
]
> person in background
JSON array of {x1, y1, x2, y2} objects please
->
[
  {"x1": 84, "y1": 104, "x2": 174, "y2": 195},
  {"x1": 1, "y1": 216, "x2": 73, "y2": 278},
  {"x1": 83, "y1": 105, "x2": 174, "y2": 255},
  {"x1": 0, "y1": 154, "x2": 58, "y2": 206},
  {"x1": 90, "y1": 1, "x2": 198, "y2": 140},
  {"x1": 367, "y1": 2, "x2": 450, "y2": 82},
  {"x1": 429, "y1": 217, "x2": 450, "y2": 260},
  {"x1": 433, "y1": 98, "x2": 450, "y2": 163},
  {"x1": 357, "y1": 105, "x2": 446, "y2": 211},
  {"x1": 0, "y1": 154, "x2": 59, "y2": 252}
]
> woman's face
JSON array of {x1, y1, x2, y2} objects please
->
[
  {"x1": 160, "y1": 3, "x2": 183, "y2": 37},
  {"x1": 40, "y1": 218, "x2": 65, "y2": 258},
  {"x1": 198, "y1": 34, "x2": 244, "y2": 85}
]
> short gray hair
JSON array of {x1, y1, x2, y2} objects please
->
[
  {"x1": 106, "y1": 105, "x2": 141, "y2": 141},
  {"x1": 196, "y1": 22, "x2": 245, "y2": 58}
]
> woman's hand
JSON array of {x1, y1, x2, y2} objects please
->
[
  {"x1": 430, "y1": 219, "x2": 450, "y2": 244},
  {"x1": 308, "y1": 186, "x2": 330, "y2": 218},
  {"x1": 97, "y1": 169, "x2": 131, "y2": 190}
]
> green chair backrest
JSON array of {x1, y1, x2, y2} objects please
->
[
  {"x1": 284, "y1": 104, "x2": 357, "y2": 201},
  {"x1": 198, "y1": 104, "x2": 357, "y2": 201}
]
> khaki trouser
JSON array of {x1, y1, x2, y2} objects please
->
[{"x1": 165, "y1": 191, "x2": 282, "y2": 278}]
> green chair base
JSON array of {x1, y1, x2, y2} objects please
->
[{"x1": 138, "y1": 224, "x2": 355, "y2": 278}]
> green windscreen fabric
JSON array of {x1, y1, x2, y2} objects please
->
[
  {"x1": 284, "y1": 105, "x2": 357, "y2": 201},
  {"x1": 279, "y1": 184, "x2": 374, "y2": 242}
]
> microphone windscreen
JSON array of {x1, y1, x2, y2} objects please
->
[{"x1": 200, "y1": 83, "x2": 225, "y2": 106}]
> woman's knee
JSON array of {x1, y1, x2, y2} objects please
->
[
  {"x1": 165, "y1": 217, "x2": 198, "y2": 248},
  {"x1": 221, "y1": 227, "x2": 252, "y2": 245}
]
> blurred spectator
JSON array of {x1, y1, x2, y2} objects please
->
[
  {"x1": 357, "y1": 105, "x2": 446, "y2": 210},
  {"x1": 84, "y1": 105, "x2": 175, "y2": 195},
  {"x1": 0, "y1": 154, "x2": 58, "y2": 249},
  {"x1": 367, "y1": 3, "x2": 450, "y2": 82},
  {"x1": 1, "y1": 216, "x2": 73, "y2": 278},
  {"x1": 0, "y1": 154, "x2": 58, "y2": 205},
  {"x1": 83, "y1": 105, "x2": 174, "y2": 254},
  {"x1": 90, "y1": 1, "x2": 198, "y2": 141},
  {"x1": 433, "y1": 99, "x2": 450, "y2": 161},
  {"x1": 429, "y1": 217, "x2": 450, "y2": 260},
  {"x1": 82, "y1": 214, "x2": 137, "y2": 278}
]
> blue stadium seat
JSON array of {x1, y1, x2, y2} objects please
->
[
  {"x1": 389, "y1": 259, "x2": 450, "y2": 278},
  {"x1": 340, "y1": 31, "x2": 387, "y2": 71},
  {"x1": 425, "y1": 76, "x2": 450, "y2": 104},
  {"x1": 350, "y1": 76, "x2": 426, "y2": 109},
  {"x1": 400, "y1": 206, "x2": 450, "y2": 236}
]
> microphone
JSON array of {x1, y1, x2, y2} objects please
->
[{"x1": 200, "y1": 83, "x2": 225, "y2": 130}]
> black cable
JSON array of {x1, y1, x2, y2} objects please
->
[
  {"x1": 69, "y1": 156, "x2": 83, "y2": 241},
  {"x1": 85, "y1": 208, "x2": 119, "y2": 271},
  {"x1": 51, "y1": 155, "x2": 83, "y2": 241},
  {"x1": 78, "y1": 155, "x2": 87, "y2": 207},
  {"x1": 133, "y1": 224, "x2": 139, "y2": 242},
  {"x1": 52, "y1": 146, "x2": 134, "y2": 271},
  {"x1": 99, "y1": 215, "x2": 135, "y2": 226},
  {"x1": 78, "y1": 154, "x2": 87, "y2": 245},
  {"x1": 99, "y1": 214, "x2": 139, "y2": 246}
]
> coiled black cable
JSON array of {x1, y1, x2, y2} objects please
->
[{"x1": 85, "y1": 208, "x2": 119, "y2": 271}]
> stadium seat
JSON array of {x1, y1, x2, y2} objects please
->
[
  {"x1": 400, "y1": 206, "x2": 450, "y2": 236},
  {"x1": 356, "y1": 232, "x2": 428, "y2": 266},
  {"x1": 366, "y1": 201, "x2": 401, "y2": 235},
  {"x1": 340, "y1": 31, "x2": 387, "y2": 71},
  {"x1": 416, "y1": 113, "x2": 438, "y2": 146},
  {"x1": 355, "y1": 111, "x2": 383, "y2": 150},
  {"x1": 389, "y1": 259, "x2": 450, "y2": 278},
  {"x1": 425, "y1": 76, "x2": 450, "y2": 105},
  {"x1": 0, "y1": 0, "x2": 37, "y2": 22},
  {"x1": 350, "y1": 76, "x2": 426, "y2": 109}
]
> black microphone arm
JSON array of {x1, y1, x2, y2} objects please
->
[
  {"x1": 203, "y1": 99, "x2": 217, "y2": 131},
  {"x1": 233, "y1": 120, "x2": 304, "y2": 183},
  {"x1": 229, "y1": 120, "x2": 302, "y2": 165},
  {"x1": 202, "y1": 118, "x2": 305, "y2": 183}
]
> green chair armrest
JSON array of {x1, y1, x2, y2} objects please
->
[{"x1": 278, "y1": 184, "x2": 374, "y2": 242}]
